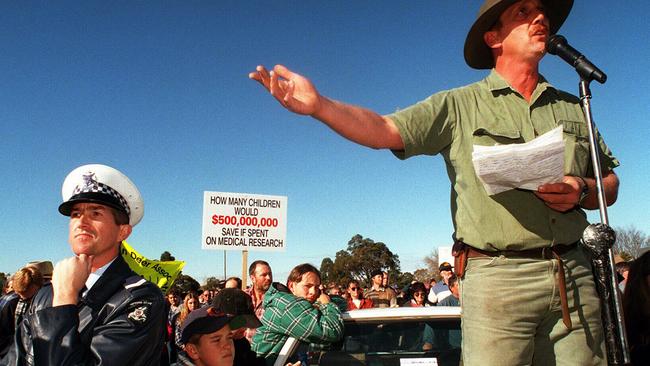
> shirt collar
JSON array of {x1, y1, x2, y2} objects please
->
[
  {"x1": 485, "y1": 69, "x2": 558, "y2": 99},
  {"x1": 85, "y1": 257, "x2": 117, "y2": 293}
]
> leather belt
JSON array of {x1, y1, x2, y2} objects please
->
[
  {"x1": 460, "y1": 242, "x2": 577, "y2": 329},
  {"x1": 465, "y1": 243, "x2": 576, "y2": 260}
]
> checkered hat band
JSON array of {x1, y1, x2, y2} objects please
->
[{"x1": 72, "y1": 182, "x2": 130, "y2": 216}]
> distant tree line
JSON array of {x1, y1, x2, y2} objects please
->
[
  {"x1": 320, "y1": 234, "x2": 414, "y2": 289},
  {"x1": 613, "y1": 225, "x2": 649, "y2": 261},
  {"x1": 155, "y1": 224, "x2": 649, "y2": 296}
]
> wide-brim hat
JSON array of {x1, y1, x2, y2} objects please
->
[
  {"x1": 211, "y1": 288, "x2": 262, "y2": 329},
  {"x1": 26, "y1": 261, "x2": 54, "y2": 279},
  {"x1": 58, "y1": 164, "x2": 144, "y2": 226},
  {"x1": 464, "y1": 0, "x2": 574, "y2": 69}
]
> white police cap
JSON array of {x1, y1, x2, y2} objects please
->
[{"x1": 58, "y1": 164, "x2": 144, "y2": 226}]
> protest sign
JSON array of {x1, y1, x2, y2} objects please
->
[
  {"x1": 202, "y1": 191, "x2": 287, "y2": 252},
  {"x1": 120, "y1": 240, "x2": 185, "y2": 294}
]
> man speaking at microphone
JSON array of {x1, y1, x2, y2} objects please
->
[
  {"x1": 7, "y1": 164, "x2": 165, "y2": 365},
  {"x1": 249, "y1": 0, "x2": 619, "y2": 364}
]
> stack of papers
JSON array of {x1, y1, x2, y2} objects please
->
[{"x1": 471, "y1": 126, "x2": 565, "y2": 195}]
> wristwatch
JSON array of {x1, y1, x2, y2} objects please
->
[{"x1": 576, "y1": 176, "x2": 589, "y2": 205}]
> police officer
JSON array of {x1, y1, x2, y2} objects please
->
[{"x1": 8, "y1": 164, "x2": 165, "y2": 365}]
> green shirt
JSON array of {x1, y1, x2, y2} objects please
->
[
  {"x1": 388, "y1": 70, "x2": 619, "y2": 251},
  {"x1": 251, "y1": 284, "x2": 344, "y2": 363}
]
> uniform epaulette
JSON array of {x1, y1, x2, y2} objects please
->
[{"x1": 124, "y1": 275, "x2": 149, "y2": 291}]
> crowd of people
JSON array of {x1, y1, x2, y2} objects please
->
[
  {"x1": 0, "y1": 251, "x2": 460, "y2": 366},
  {"x1": 315, "y1": 263, "x2": 461, "y2": 310},
  {"x1": 0, "y1": 158, "x2": 645, "y2": 366},
  {"x1": 2, "y1": 0, "x2": 650, "y2": 364},
  {"x1": 2, "y1": 247, "x2": 647, "y2": 366}
]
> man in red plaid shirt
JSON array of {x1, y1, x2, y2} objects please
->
[{"x1": 244, "y1": 260, "x2": 273, "y2": 342}]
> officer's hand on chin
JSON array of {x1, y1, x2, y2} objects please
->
[{"x1": 52, "y1": 254, "x2": 93, "y2": 306}]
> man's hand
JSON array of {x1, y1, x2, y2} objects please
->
[
  {"x1": 317, "y1": 292, "x2": 331, "y2": 305},
  {"x1": 249, "y1": 64, "x2": 404, "y2": 150},
  {"x1": 534, "y1": 176, "x2": 583, "y2": 212},
  {"x1": 52, "y1": 254, "x2": 93, "y2": 306},
  {"x1": 249, "y1": 65, "x2": 321, "y2": 116}
]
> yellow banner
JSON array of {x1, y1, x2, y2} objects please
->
[{"x1": 120, "y1": 241, "x2": 185, "y2": 294}]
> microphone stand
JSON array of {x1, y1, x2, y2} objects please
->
[{"x1": 578, "y1": 78, "x2": 631, "y2": 365}]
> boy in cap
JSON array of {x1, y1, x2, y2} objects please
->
[
  {"x1": 9, "y1": 164, "x2": 165, "y2": 366},
  {"x1": 250, "y1": 1, "x2": 619, "y2": 364},
  {"x1": 178, "y1": 307, "x2": 237, "y2": 366},
  {"x1": 211, "y1": 288, "x2": 265, "y2": 366}
]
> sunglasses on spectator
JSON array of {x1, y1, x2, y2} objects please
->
[{"x1": 349, "y1": 287, "x2": 359, "y2": 291}]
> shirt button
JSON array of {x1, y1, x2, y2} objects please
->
[{"x1": 551, "y1": 218, "x2": 556, "y2": 224}]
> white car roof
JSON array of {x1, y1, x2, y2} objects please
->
[
  {"x1": 342, "y1": 306, "x2": 461, "y2": 322},
  {"x1": 273, "y1": 306, "x2": 461, "y2": 366}
]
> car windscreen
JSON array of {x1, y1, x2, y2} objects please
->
[{"x1": 302, "y1": 318, "x2": 461, "y2": 366}]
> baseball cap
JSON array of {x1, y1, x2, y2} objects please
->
[
  {"x1": 180, "y1": 306, "x2": 234, "y2": 344},
  {"x1": 439, "y1": 262, "x2": 453, "y2": 271},
  {"x1": 211, "y1": 288, "x2": 262, "y2": 329}
]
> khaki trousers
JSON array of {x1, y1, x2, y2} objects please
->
[{"x1": 460, "y1": 246, "x2": 606, "y2": 365}]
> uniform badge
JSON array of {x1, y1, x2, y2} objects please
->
[
  {"x1": 74, "y1": 172, "x2": 99, "y2": 194},
  {"x1": 127, "y1": 305, "x2": 149, "y2": 324}
]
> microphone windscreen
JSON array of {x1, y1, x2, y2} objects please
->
[{"x1": 546, "y1": 35, "x2": 567, "y2": 55}]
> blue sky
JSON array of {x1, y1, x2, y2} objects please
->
[{"x1": 1, "y1": 1, "x2": 648, "y2": 283}]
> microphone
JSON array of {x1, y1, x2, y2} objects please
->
[{"x1": 547, "y1": 35, "x2": 607, "y2": 84}]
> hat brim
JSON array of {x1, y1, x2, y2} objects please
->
[
  {"x1": 58, "y1": 192, "x2": 129, "y2": 219},
  {"x1": 26, "y1": 261, "x2": 54, "y2": 279},
  {"x1": 231, "y1": 314, "x2": 262, "y2": 330},
  {"x1": 464, "y1": 0, "x2": 573, "y2": 69},
  {"x1": 60, "y1": 164, "x2": 144, "y2": 226},
  {"x1": 180, "y1": 314, "x2": 234, "y2": 344}
]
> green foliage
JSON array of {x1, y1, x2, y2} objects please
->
[
  {"x1": 319, "y1": 257, "x2": 334, "y2": 285},
  {"x1": 332, "y1": 250, "x2": 354, "y2": 286},
  {"x1": 160, "y1": 251, "x2": 175, "y2": 261},
  {"x1": 0, "y1": 272, "x2": 7, "y2": 291},
  {"x1": 396, "y1": 272, "x2": 415, "y2": 290},
  {"x1": 413, "y1": 268, "x2": 434, "y2": 283},
  {"x1": 203, "y1": 276, "x2": 221, "y2": 291},
  {"x1": 412, "y1": 248, "x2": 443, "y2": 282},
  {"x1": 320, "y1": 234, "x2": 401, "y2": 288},
  {"x1": 170, "y1": 273, "x2": 200, "y2": 295},
  {"x1": 347, "y1": 234, "x2": 400, "y2": 284}
]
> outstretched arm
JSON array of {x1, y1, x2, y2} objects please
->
[{"x1": 249, "y1": 64, "x2": 404, "y2": 150}]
